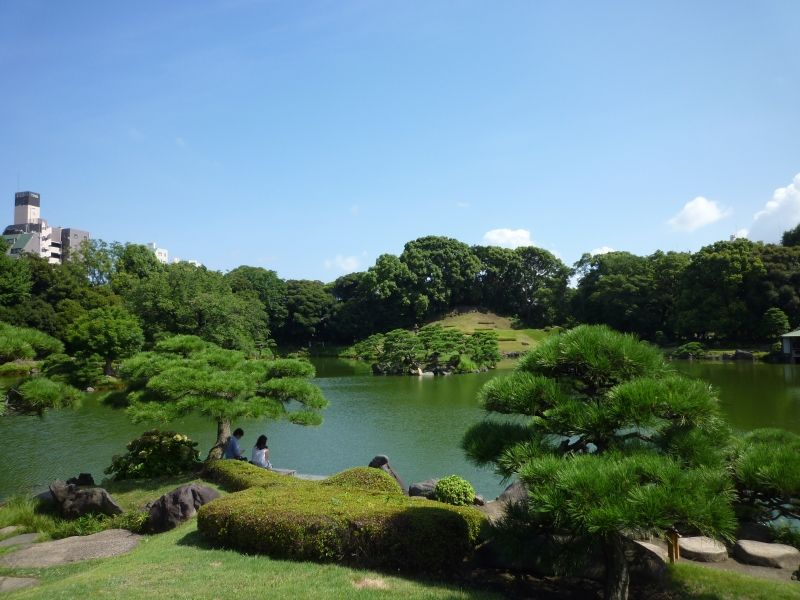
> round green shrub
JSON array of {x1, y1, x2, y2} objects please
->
[
  {"x1": 434, "y1": 475, "x2": 475, "y2": 506},
  {"x1": 203, "y1": 459, "x2": 299, "y2": 491},
  {"x1": 322, "y1": 467, "x2": 402, "y2": 494},
  {"x1": 197, "y1": 484, "x2": 486, "y2": 572},
  {"x1": 105, "y1": 429, "x2": 201, "y2": 480}
]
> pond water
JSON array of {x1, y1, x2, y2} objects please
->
[{"x1": 1, "y1": 359, "x2": 799, "y2": 501}]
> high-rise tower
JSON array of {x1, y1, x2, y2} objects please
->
[{"x1": 14, "y1": 191, "x2": 41, "y2": 225}]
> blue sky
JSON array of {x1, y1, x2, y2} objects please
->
[{"x1": 2, "y1": 1, "x2": 799, "y2": 281}]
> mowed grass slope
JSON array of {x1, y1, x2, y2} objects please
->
[{"x1": 435, "y1": 311, "x2": 554, "y2": 354}]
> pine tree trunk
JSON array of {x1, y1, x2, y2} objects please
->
[
  {"x1": 604, "y1": 533, "x2": 630, "y2": 600},
  {"x1": 206, "y1": 418, "x2": 231, "y2": 461}
]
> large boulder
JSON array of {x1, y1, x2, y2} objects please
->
[
  {"x1": 65, "y1": 473, "x2": 95, "y2": 486},
  {"x1": 49, "y1": 481, "x2": 122, "y2": 519},
  {"x1": 497, "y1": 480, "x2": 528, "y2": 507},
  {"x1": 367, "y1": 455, "x2": 407, "y2": 494},
  {"x1": 408, "y1": 478, "x2": 438, "y2": 499},
  {"x1": 146, "y1": 484, "x2": 220, "y2": 533},
  {"x1": 678, "y1": 536, "x2": 728, "y2": 562},
  {"x1": 733, "y1": 539, "x2": 800, "y2": 569}
]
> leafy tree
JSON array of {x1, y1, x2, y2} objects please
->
[
  {"x1": 0, "y1": 322, "x2": 63, "y2": 362},
  {"x1": 507, "y1": 247, "x2": 570, "y2": 326},
  {"x1": 119, "y1": 335, "x2": 327, "y2": 458},
  {"x1": 225, "y1": 266, "x2": 288, "y2": 332},
  {"x1": 417, "y1": 324, "x2": 466, "y2": 368},
  {"x1": 781, "y1": 223, "x2": 800, "y2": 247},
  {"x1": 400, "y1": 236, "x2": 482, "y2": 317},
  {"x1": 675, "y1": 239, "x2": 765, "y2": 340},
  {"x1": 755, "y1": 244, "x2": 800, "y2": 328},
  {"x1": 760, "y1": 307, "x2": 790, "y2": 341},
  {"x1": 278, "y1": 279, "x2": 334, "y2": 344},
  {"x1": 67, "y1": 306, "x2": 144, "y2": 375},
  {"x1": 375, "y1": 329, "x2": 424, "y2": 373},
  {"x1": 0, "y1": 238, "x2": 32, "y2": 306},
  {"x1": 462, "y1": 325, "x2": 734, "y2": 600}
]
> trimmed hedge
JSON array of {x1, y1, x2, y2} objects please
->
[
  {"x1": 435, "y1": 475, "x2": 475, "y2": 506},
  {"x1": 197, "y1": 484, "x2": 486, "y2": 572},
  {"x1": 203, "y1": 459, "x2": 299, "y2": 492},
  {"x1": 321, "y1": 467, "x2": 403, "y2": 494}
]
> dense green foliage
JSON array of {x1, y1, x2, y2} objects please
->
[
  {"x1": 348, "y1": 325, "x2": 501, "y2": 374},
  {"x1": 5, "y1": 233, "x2": 800, "y2": 351},
  {"x1": 66, "y1": 305, "x2": 144, "y2": 375},
  {"x1": 197, "y1": 482, "x2": 486, "y2": 572},
  {"x1": 730, "y1": 428, "x2": 800, "y2": 522},
  {"x1": 118, "y1": 335, "x2": 327, "y2": 457},
  {"x1": 463, "y1": 325, "x2": 735, "y2": 600},
  {"x1": 202, "y1": 459, "x2": 297, "y2": 491},
  {"x1": 321, "y1": 467, "x2": 403, "y2": 494},
  {"x1": 0, "y1": 321, "x2": 63, "y2": 362},
  {"x1": 3, "y1": 377, "x2": 82, "y2": 416},
  {"x1": 105, "y1": 429, "x2": 201, "y2": 480},
  {"x1": 434, "y1": 475, "x2": 475, "y2": 506}
]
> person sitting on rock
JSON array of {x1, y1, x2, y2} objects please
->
[
  {"x1": 223, "y1": 428, "x2": 246, "y2": 460},
  {"x1": 250, "y1": 434, "x2": 272, "y2": 469}
]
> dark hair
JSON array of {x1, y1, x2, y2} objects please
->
[
  {"x1": 233, "y1": 428, "x2": 244, "y2": 437},
  {"x1": 255, "y1": 434, "x2": 268, "y2": 450}
]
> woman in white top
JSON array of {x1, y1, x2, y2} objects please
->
[{"x1": 251, "y1": 434, "x2": 272, "y2": 469}]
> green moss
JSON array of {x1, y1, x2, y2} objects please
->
[
  {"x1": 434, "y1": 475, "x2": 475, "y2": 506},
  {"x1": 198, "y1": 484, "x2": 486, "y2": 572},
  {"x1": 203, "y1": 459, "x2": 299, "y2": 491},
  {"x1": 322, "y1": 467, "x2": 402, "y2": 494}
]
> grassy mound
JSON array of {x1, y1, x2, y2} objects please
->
[
  {"x1": 322, "y1": 467, "x2": 403, "y2": 494},
  {"x1": 203, "y1": 459, "x2": 298, "y2": 492},
  {"x1": 197, "y1": 484, "x2": 486, "y2": 572}
]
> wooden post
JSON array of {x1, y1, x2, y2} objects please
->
[{"x1": 667, "y1": 527, "x2": 680, "y2": 563}]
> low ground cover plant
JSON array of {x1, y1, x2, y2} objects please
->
[
  {"x1": 198, "y1": 482, "x2": 486, "y2": 572},
  {"x1": 202, "y1": 459, "x2": 299, "y2": 491},
  {"x1": 434, "y1": 475, "x2": 475, "y2": 506},
  {"x1": 321, "y1": 466, "x2": 402, "y2": 493}
]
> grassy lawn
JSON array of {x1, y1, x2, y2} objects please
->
[
  {"x1": 435, "y1": 311, "x2": 554, "y2": 354},
  {"x1": 0, "y1": 521, "x2": 501, "y2": 600},
  {"x1": 666, "y1": 562, "x2": 800, "y2": 600}
]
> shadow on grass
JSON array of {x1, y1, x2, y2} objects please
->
[{"x1": 102, "y1": 472, "x2": 205, "y2": 495}]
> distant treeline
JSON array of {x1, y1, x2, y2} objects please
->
[{"x1": 2, "y1": 228, "x2": 800, "y2": 353}]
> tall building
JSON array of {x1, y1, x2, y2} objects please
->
[
  {"x1": 146, "y1": 242, "x2": 169, "y2": 264},
  {"x1": 3, "y1": 191, "x2": 90, "y2": 264}
]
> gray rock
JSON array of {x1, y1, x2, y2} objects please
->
[
  {"x1": 733, "y1": 539, "x2": 800, "y2": 569},
  {"x1": 473, "y1": 494, "x2": 486, "y2": 506},
  {"x1": 678, "y1": 536, "x2": 728, "y2": 562},
  {"x1": 33, "y1": 489, "x2": 56, "y2": 512},
  {"x1": 0, "y1": 525, "x2": 23, "y2": 537},
  {"x1": 367, "y1": 455, "x2": 407, "y2": 493},
  {"x1": 146, "y1": 484, "x2": 220, "y2": 533},
  {"x1": 630, "y1": 540, "x2": 668, "y2": 581},
  {"x1": 0, "y1": 529, "x2": 140, "y2": 568},
  {"x1": 734, "y1": 350, "x2": 755, "y2": 360},
  {"x1": 49, "y1": 481, "x2": 123, "y2": 519},
  {"x1": 66, "y1": 473, "x2": 95, "y2": 486},
  {"x1": 0, "y1": 533, "x2": 39, "y2": 548},
  {"x1": 409, "y1": 478, "x2": 438, "y2": 499},
  {"x1": 496, "y1": 480, "x2": 528, "y2": 506},
  {"x1": 0, "y1": 576, "x2": 38, "y2": 592}
]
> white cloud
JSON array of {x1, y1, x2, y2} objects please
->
[
  {"x1": 483, "y1": 228, "x2": 535, "y2": 248},
  {"x1": 324, "y1": 254, "x2": 360, "y2": 273},
  {"x1": 733, "y1": 228, "x2": 749, "y2": 239},
  {"x1": 668, "y1": 196, "x2": 730, "y2": 232},
  {"x1": 749, "y1": 173, "x2": 800, "y2": 242},
  {"x1": 590, "y1": 246, "x2": 615, "y2": 256}
]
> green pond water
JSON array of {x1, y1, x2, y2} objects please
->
[{"x1": 1, "y1": 359, "x2": 799, "y2": 501}]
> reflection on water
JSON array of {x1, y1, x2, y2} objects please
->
[{"x1": 1, "y1": 359, "x2": 799, "y2": 501}]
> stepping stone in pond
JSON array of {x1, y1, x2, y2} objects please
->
[
  {"x1": 678, "y1": 536, "x2": 728, "y2": 562},
  {"x1": 733, "y1": 539, "x2": 800, "y2": 569},
  {"x1": 0, "y1": 576, "x2": 38, "y2": 592},
  {"x1": 0, "y1": 533, "x2": 39, "y2": 548},
  {"x1": 0, "y1": 525, "x2": 23, "y2": 537},
  {"x1": 0, "y1": 529, "x2": 140, "y2": 568}
]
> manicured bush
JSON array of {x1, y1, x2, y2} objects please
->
[
  {"x1": 105, "y1": 430, "x2": 201, "y2": 480},
  {"x1": 6, "y1": 377, "x2": 82, "y2": 415},
  {"x1": 0, "y1": 322, "x2": 63, "y2": 361},
  {"x1": 197, "y1": 483, "x2": 486, "y2": 572},
  {"x1": 203, "y1": 459, "x2": 298, "y2": 491},
  {"x1": 434, "y1": 475, "x2": 475, "y2": 506},
  {"x1": 322, "y1": 467, "x2": 403, "y2": 494}
]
